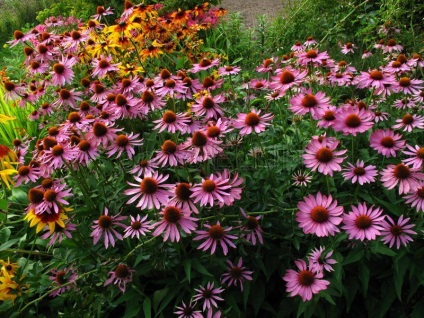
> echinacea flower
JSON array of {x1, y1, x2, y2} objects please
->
[
  {"x1": 174, "y1": 300, "x2": 203, "y2": 318},
  {"x1": 190, "y1": 58, "x2": 220, "y2": 73},
  {"x1": 342, "y1": 203, "x2": 385, "y2": 241},
  {"x1": 296, "y1": 192, "x2": 344, "y2": 237},
  {"x1": 269, "y1": 68, "x2": 307, "y2": 92},
  {"x1": 50, "y1": 56, "x2": 76, "y2": 87},
  {"x1": 221, "y1": 258, "x2": 253, "y2": 291},
  {"x1": 152, "y1": 206, "x2": 198, "y2": 242},
  {"x1": 332, "y1": 106, "x2": 374, "y2": 136},
  {"x1": 218, "y1": 65, "x2": 241, "y2": 76},
  {"x1": 191, "y1": 94, "x2": 225, "y2": 120},
  {"x1": 190, "y1": 174, "x2": 231, "y2": 207},
  {"x1": 380, "y1": 163, "x2": 424, "y2": 194},
  {"x1": 395, "y1": 77, "x2": 423, "y2": 95},
  {"x1": 292, "y1": 170, "x2": 312, "y2": 186},
  {"x1": 192, "y1": 282, "x2": 224, "y2": 311},
  {"x1": 193, "y1": 222, "x2": 237, "y2": 255},
  {"x1": 283, "y1": 259, "x2": 330, "y2": 302},
  {"x1": 308, "y1": 247, "x2": 337, "y2": 273},
  {"x1": 41, "y1": 220, "x2": 77, "y2": 245},
  {"x1": 297, "y1": 49, "x2": 329, "y2": 67},
  {"x1": 183, "y1": 131, "x2": 223, "y2": 163},
  {"x1": 289, "y1": 89, "x2": 331, "y2": 118},
  {"x1": 233, "y1": 108, "x2": 273, "y2": 135},
  {"x1": 153, "y1": 110, "x2": 189, "y2": 134},
  {"x1": 392, "y1": 114, "x2": 424, "y2": 132},
  {"x1": 369, "y1": 129, "x2": 405, "y2": 158},
  {"x1": 90, "y1": 208, "x2": 126, "y2": 249},
  {"x1": 381, "y1": 215, "x2": 416, "y2": 249},
  {"x1": 49, "y1": 267, "x2": 78, "y2": 297},
  {"x1": 403, "y1": 184, "x2": 424, "y2": 212},
  {"x1": 153, "y1": 140, "x2": 187, "y2": 167},
  {"x1": 104, "y1": 264, "x2": 135, "y2": 293},
  {"x1": 91, "y1": 55, "x2": 120, "y2": 78},
  {"x1": 123, "y1": 214, "x2": 153, "y2": 239},
  {"x1": 342, "y1": 160, "x2": 378, "y2": 185},
  {"x1": 129, "y1": 159, "x2": 158, "y2": 178},
  {"x1": 341, "y1": 42, "x2": 355, "y2": 54},
  {"x1": 383, "y1": 39, "x2": 403, "y2": 53},
  {"x1": 106, "y1": 132, "x2": 143, "y2": 159},
  {"x1": 124, "y1": 172, "x2": 173, "y2": 210},
  {"x1": 240, "y1": 208, "x2": 264, "y2": 245},
  {"x1": 302, "y1": 138, "x2": 347, "y2": 176},
  {"x1": 355, "y1": 69, "x2": 396, "y2": 91}
]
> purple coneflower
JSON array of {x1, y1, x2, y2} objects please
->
[
  {"x1": 14, "y1": 164, "x2": 40, "y2": 186},
  {"x1": 370, "y1": 129, "x2": 405, "y2": 157},
  {"x1": 396, "y1": 77, "x2": 423, "y2": 95},
  {"x1": 91, "y1": 55, "x2": 120, "y2": 78},
  {"x1": 106, "y1": 132, "x2": 143, "y2": 159},
  {"x1": 85, "y1": 121, "x2": 121, "y2": 148},
  {"x1": 332, "y1": 106, "x2": 374, "y2": 136},
  {"x1": 152, "y1": 206, "x2": 198, "y2": 242},
  {"x1": 297, "y1": 49, "x2": 329, "y2": 66},
  {"x1": 233, "y1": 108, "x2": 273, "y2": 135},
  {"x1": 283, "y1": 259, "x2": 330, "y2": 302},
  {"x1": 104, "y1": 264, "x2": 135, "y2": 293},
  {"x1": 218, "y1": 65, "x2": 241, "y2": 76},
  {"x1": 123, "y1": 214, "x2": 153, "y2": 239},
  {"x1": 129, "y1": 159, "x2": 157, "y2": 178},
  {"x1": 341, "y1": 42, "x2": 355, "y2": 54},
  {"x1": 269, "y1": 68, "x2": 307, "y2": 92},
  {"x1": 289, "y1": 89, "x2": 331, "y2": 118},
  {"x1": 41, "y1": 219, "x2": 77, "y2": 245},
  {"x1": 191, "y1": 94, "x2": 225, "y2": 120},
  {"x1": 90, "y1": 208, "x2": 126, "y2": 249},
  {"x1": 190, "y1": 58, "x2": 220, "y2": 73},
  {"x1": 381, "y1": 215, "x2": 416, "y2": 249},
  {"x1": 74, "y1": 139, "x2": 100, "y2": 165},
  {"x1": 382, "y1": 39, "x2": 403, "y2": 53},
  {"x1": 40, "y1": 143, "x2": 77, "y2": 170},
  {"x1": 403, "y1": 144, "x2": 424, "y2": 169},
  {"x1": 392, "y1": 113, "x2": 424, "y2": 132},
  {"x1": 174, "y1": 300, "x2": 203, "y2": 318},
  {"x1": 292, "y1": 170, "x2": 312, "y2": 186},
  {"x1": 153, "y1": 140, "x2": 187, "y2": 167},
  {"x1": 50, "y1": 56, "x2": 75, "y2": 86},
  {"x1": 183, "y1": 131, "x2": 223, "y2": 163},
  {"x1": 221, "y1": 258, "x2": 253, "y2": 291},
  {"x1": 153, "y1": 110, "x2": 189, "y2": 134},
  {"x1": 240, "y1": 208, "x2": 264, "y2": 245},
  {"x1": 355, "y1": 69, "x2": 396, "y2": 91},
  {"x1": 296, "y1": 192, "x2": 343, "y2": 237},
  {"x1": 168, "y1": 182, "x2": 199, "y2": 214},
  {"x1": 342, "y1": 160, "x2": 378, "y2": 185},
  {"x1": 380, "y1": 163, "x2": 424, "y2": 194},
  {"x1": 342, "y1": 203, "x2": 385, "y2": 241},
  {"x1": 308, "y1": 247, "x2": 336, "y2": 273},
  {"x1": 193, "y1": 222, "x2": 237, "y2": 255},
  {"x1": 190, "y1": 174, "x2": 231, "y2": 207},
  {"x1": 192, "y1": 282, "x2": 224, "y2": 311},
  {"x1": 403, "y1": 184, "x2": 424, "y2": 212},
  {"x1": 49, "y1": 267, "x2": 78, "y2": 297}
]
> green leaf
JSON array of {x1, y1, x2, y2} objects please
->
[
  {"x1": 153, "y1": 288, "x2": 168, "y2": 313},
  {"x1": 0, "y1": 227, "x2": 11, "y2": 244},
  {"x1": 0, "y1": 198, "x2": 8, "y2": 210},
  {"x1": 359, "y1": 262, "x2": 370, "y2": 295},
  {"x1": 371, "y1": 243, "x2": 396, "y2": 256},
  {"x1": 191, "y1": 259, "x2": 213, "y2": 277},
  {"x1": 411, "y1": 300, "x2": 424, "y2": 318},
  {"x1": 250, "y1": 281, "x2": 265, "y2": 316},
  {"x1": 343, "y1": 248, "x2": 364, "y2": 265},
  {"x1": 124, "y1": 298, "x2": 141, "y2": 318},
  {"x1": 394, "y1": 256, "x2": 408, "y2": 300},
  {"x1": 183, "y1": 259, "x2": 191, "y2": 283},
  {"x1": 143, "y1": 298, "x2": 151, "y2": 318}
]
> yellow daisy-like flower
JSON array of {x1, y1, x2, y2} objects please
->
[
  {"x1": 0, "y1": 258, "x2": 19, "y2": 277},
  {"x1": 24, "y1": 207, "x2": 69, "y2": 233},
  {"x1": 0, "y1": 145, "x2": 18, "y2": 189},
  {"x1": 86, "y1": 39, "x2": 120, "y2": 59},
  {"x1": 0, "y1": 269, "x2": 22, "y2": 303},
  {"x1": 0, "y1": 114, "x2": 15, "y2": 124},
  {"x1": 140, "y1": 43, "x2": 163, "y2": 61},
  {"x1": 118, "y1": 63, "x2": 144, "y2": 77}
]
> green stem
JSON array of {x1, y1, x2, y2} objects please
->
[{"x1": 124, "y1": 236, "x2": 156, "y2": 261}]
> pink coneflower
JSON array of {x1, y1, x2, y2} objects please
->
[
  {"x1": 304, "y1": 36, "x2": 317, "y2": 46},
  {"x1": 40, "y1": 143, "x2": 77, "y2": 169},
  {"x1": 373, "y1": 110, "x2": 389, "y2": 122},
  {"x1": 124, "y1": 172, "x2": 173, "y2": 210},
  {"x1": 91, "y1": 208, "x2": 126, "y2": 249},
  {"x1": 332, "y1": 106, "x2": 374, "y2": 136},
  {"x1": 108, "y1": 94, "x2": 144, "y2": 119},
  {"x1": 233, "y1": 108, "x2": 273, "y2": 135},
  {"x1": 152, "y1": 206, "x2": 197, "y2": 242},
  {"x1": 380, "y1": 163, "x2": 424, "y2": 194},
  {"x1": 283, "y1": 259, "x2": 330, "y2": 302},
  {"x1": 408, "y1": 53, "x2": 424, "y2": 69},
  {"x1": 36, "y1": 185, "x2": 72, "y2": 215},
  {"x1": 256, "y1": 57, "x2": 278, "y2": 73},
  {"x1": 362, "y1": 50, "x2": 373, "y2": 59},
  {"x1": 327, "y1": 72, "x2": 353, "y2": 86},
  {"x1": 104, "y1": 264, "x2": 135, "y2": 293},
  {"x1": 129, "y1": 159, "x2": 158, "y2": 178},
  {"x1": 383, "y1": 60, "x2": 410, "y2": 74},
  {"x1": 215, "y1": 169, "x2": 244, "y2": 207},
  {"x1": 183, "y1": 131, "x2": 223, "y2": 163},
  {"x1": 49, "y1": 267, "x2": 78, "y2": 297},
  {"x1": 291, "y1": 41, "x2": 305, "y2": 52},
  {"x1": 240, "y1": 208, "x2": 263, "y2": 245},
  {"x1": 381, "y1": 215, "x2": 416, "y2": 249},
  {"x1": 41, "y1": 219, "x2": 77, "y2": 245},
  {"x1": 191, "y1": 94, "x2": 225, "y2": 120},
  {"x1": 249, "y1": 78, "x2": 269, "y2": 91},
  {"x1": 397, "y1": 76, "x2": 423, "y2": 95},
  {"x1": 106, "y1": 133, "x2": 142, "y2": 159},
  {"x1": 191, "y1": 174, "x2": 231, "y2": 207},
  {"x1": 342, "y1": 160, "x2": 378, "y2": 185},
  {"x1": 393, "y1": 113, "x2": 424, "y2": 132},
  {"x1": 370, "y1": 129, "x2": 405, "y2": 158},
  {"x1": 89, "y1": 83, "x2": 109, "y2": 104},
  {"x1": 155, "y1": 78, "x2": 187, "y2": 98},
  {"x1": 341, "y1": 42, "x2": 355, "y2": 54},
  {"x1": 221, "y1": 258, "x2": 253, "y2": 291},
  {"x1": 28, "y1": 60, "x2": 49, "y2": 74},
  {"x1": 14, "y1": 164, "x2": 40, "y2": 186},
  {"x1": 292, "y1": 170, "x2": 312, "y2": 186},
  {"x1": 194, "y1": 222, "x2": 237, "y2": 255},
  {"x1": 342, "y1": 203, "x2": 385, "y2": 241},
  {"x1": 53, "y1": 88, "x2": 83, "y2": 110},
  {"x1": 269, "y1": 68, "x2": 307, "y2": 92},
  {"x1": 218, "y1": 65, "x2": 241, "y2": 76},
  {"x1": 193, "y1": 282, "x2": 224, "y2": 311},
  {"x1": 91, "y1": 55, "x2": 120, "y2": 78},
  {"x1": 289, "y1": 89, "x2": 331, "y2": 118},
  {"x1": 63, "y1": 30, "x2": 89, "y2": 53},
  {"x1": 393, "y1": 98, "x2": 416, "y2": 109},
  {"x1": 190, "y1": 58, "x2": 220, "y2": 73},
  {"x1": 50, "y1": 56, "x2": 75, "y2": 87},
  {"x1": 168, "y1": 182, "x2": 198, "y2": 214},
  {"x1": 316, "y1": 106, "x2": 337, "y2": 128},
  {"x1": 302, "y1": 138, "x2": 347, "y2": 176},
  {"x1": 297, "y1": 49, "x2": 329, "y2": 66},
  {"x1": 403, "y1": 184, "x2": 424, "y2": 212},
  {"x1": 153, "y1": 140, "x2": 187, "y2": 167},
  {"x1": 74, "y1": 139, "x2": 100, "y2": 166},
  {"x1": 2, "y1": 81, "x2": 26, "y2": 101},
  {"x1": 153, "y1": 110, "x2": 189, "y2": 134},
  {"x1": 205, "y1": 118, "x2": 233, "y2": 139},
  {"x1": 123, "y1": 214, "x2": 153, "y2": 239},
  {"x1": 383, "y1": 39, "x2": 403, "y2": 53},
  {"x1": 92, "y1": 6, "x2": 114, "y2": 20},
  {"x1": 174, "y1": 300, "x2": 203, "y2": 318},
  {"x1": 355, "y1": 69, "x2": 396, "y2": 91},
  {"x1": 308, "y1": 247, "x2": 336, "y2": 273},
  {"x1": 296, "y1": 192, "x2": 343, "y2": 237},
  {"x1": 403, "y1": 144, "x2": 424, "y2": 169},
  {"x1": 85, "y1": 121, "x2": 120, "y2": 148}
]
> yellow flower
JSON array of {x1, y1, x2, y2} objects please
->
[
  {"x1": 0, "y1": 145, "x2": 18, "y2": 189},
  {"x1": 118, "y1": 63, "x2": 144, "y2": 77},
  {"x1": 24, "y1": 207, "x2": 69, "y2": 233},
  {"x1": 0, "y1": 114, "x2": 15, "y2": 124},
  {"x1": 0, "y1": 258, "x2": 19, "y2": 277},
  {"x1": 0, "y1": 269, "x2": 22, "y2": 303}
]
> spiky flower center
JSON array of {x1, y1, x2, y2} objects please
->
[
  {"x1": 28, "y1": 188, "x2": 44, "y2": 203},
  {"x1": 51, "y1": 145, "x2": 64, "y2": 156},
  {"x1": 202, "y1": 97, "x2": 215, "y2": 109},
  {"x1": 116, "y1": 135, "x2": 129, "y2": 147},
  {"x1": 402, "y1": 114, "x2": 414, "y2": 125},
  {"x1": 306, "y1": 49, "x2": 318, "y2": 58},
  {"x1": 202, "y1": 77, "x2": 215, "y2": 88},
  {"x1": 93, "y1": 122, "x2": 108, "y2": 137},
  {"x1": 160, "y1": 69, "x2": 171, "y2": 79},
  {"x1": 202, "y1": 180, "x2": 216, "y2": 193},
  {"x1": 68, "y1": 112, "x2": 81, "y2": 123},
  {"x1": 229, "y1": 266, "x2": 243, "y2": 278},
  {"x1": 390, "y1": 225, "x2": 403, "y2": 236},
  {"x1": 310, "y1": 206, "x2": 329, "y2": 223},
  {"x1": 53, "y1": 63, "x2": 65, "y2": 74},
  {"x1": 115, "y1": 264, "x2": 130, "y2": 278},
  {"x1": 165, "y1": 79, "x2": 176, "y2": 88},
  {"x1": 79, "y1": 101, "x2": 90, "y2": 111},
  {"x1": 142, "y1": 91, "x2": 154, "y2": 103},
  {"x1": 4, "y1": 81, "x2": 16, "y2": 92},
  {"x1": 98, "y1": 215, "x2": 112, "y2": 229},
  {"x1": 209, "y1": 224, "x2": 224, "y2": 239},
  {"x1": 14, "y1": 30, "x2": 25, "y2": 40},
  {"x1": 139, "y1": 160, "x2": 148, "y2": 167},
  {"x1": 244, "y1": 113, "x2": 260, "y2": 127},
  {"x1": 297, "y1": 270, "x2": 314, "y2": 286},
  {"x1": 94, "y1": 84, "x2": 105, "y2": 94},
  {"x1": 263, "y1": 59, "x2": 273, "y2": 68},
  {"x1": 280, "y1": 70, "x2": 295, "y2": 84},
  {"x1": 164, "y1": 206, "x2": 182, "y2": 223},
  {"x1": 207, "y1": 126, "x2": 221, "y2": 138},
  {"x1": 387, "y1": 39, "x2": 397, "y2": 46},
  {"x1": 162, "y1": 110, "x2": 177, "y2": 124},
  {"x1": 301, "y1": 94, "x2": 318, "y2": 108},
  {"x1": 416, "y1": 187, "x2": 424, "y2": 198},
  {"x1": 199, "y1": 58, "x2": 211, "y2": 67},
  {"x1": 41, "y1": 178, "x2": 53, "y2": 188},
  {"x1": 98, "y1": 59, "x2": 110, "y2": 69},
  {"x1": 44, "y1": 189, "x2": 57, "y2": 202},
  {"x1": 78, "y1": 140, "x2": 91, "y2": 151},
  {"x1": 246, "y1": 216, "x2": 259, "y2": 229},
  {"x1": 131, "y1": 221, "x2": 142, "y2": 230},
  {"x1": 175, "y1": 183, "x2": 192, "y2": 201},
  {"x1": 192, "y1": 131, "x2": 208, "y2": 147},
  {"x1": 225, "y1": 66, "x2": 234, "y2": 72},
  {"x1": 345, "y1": 114, "x2": 361, "y2": 128},
  {"x1": 56, "y1": 271, "x2": 67, "y2": 285},
  {"x1": 323, "y1": 110, "x2": 335, "y2": 121},
  {"x1": 315, "y1": 148, "x2": 333, "y2": 163},
  {"x1": 140, "y1": 177, "x2": 158, "y2": 194},
  {"x1": 115, "y1": 94, "x2": 127, "y2": 106},
  {"x1": 370, "y1": 70, "x2": 383, "y2": 80},
  {"x1": 353, "y1": 167, "x2": 366, "y2": 176},
  {"x1": 416, "y1": 147, "x2": 424, "y2": 159},
  {"x1": 18, "y1": 166, "x2": 30, "y2": 176},
  {"x1": 380, "y1": 136, "x2": 395, "y2": 148},
  {"x1": 160, "y1": 140, "x2": 176, "y2": 154},
  {"x1": 355, "y1": 215, "x2": 371, "y2": 229},
  {"x1": 393, "y1": 164, "x2": 410, "y2": 179},
  {"x1": 71, "y1": 31, "x2": 81, "y2": 40}
]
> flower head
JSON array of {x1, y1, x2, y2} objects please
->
[
  {"x1": 152, "y1": 206, "x2": 198, "y2": 242},
  {"x1": 123, "y1": 214, "x2": 153, "y2": 239},
  {"x1": 221, "y1": 258, "x2": 253, "y2": 291},
  {"x1": 192, "y1": 282, "x2": 224, "y2": 311},
  {"x1": 90, "y1": 208, "x2": 126, "y2": 249},
  {"x1": 381, "y1": 215, "x2": 416, "y2": 249},
  {"x1": 193, "y1": 222, "x2": 237, "y2": 255},
  {"x1": 104, "y1": 264, "x2": 135, "y2": 293},
  {"x1": 308, "y1": 247, "x2": 337, "y2": 273},
  {"x1": 370, "y1": 129, "x2": 406, "y2": 158},
  {"x1": 49, "y1": 267, "x2": 78, "y2": 297},
  {"x1": 342, "y1": 160, "x2": 378, "y2": 185},
  {"x1": 380, "y1": 163, "x2": 424, "y2": 194},
  {"x1": 342, "y1": 203, "x2": 385, "y2": 241},
  {"x1": 233, "y1": 108, "x2": 273, "y2": 135}
]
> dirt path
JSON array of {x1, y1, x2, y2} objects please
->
[{"x1": 220, "y1": 0, "x2": 289, "y2": 28}]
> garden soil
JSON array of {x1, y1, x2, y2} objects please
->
[{"x1": 220, "y1": 0, "x2": 292, "y2": 27}]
